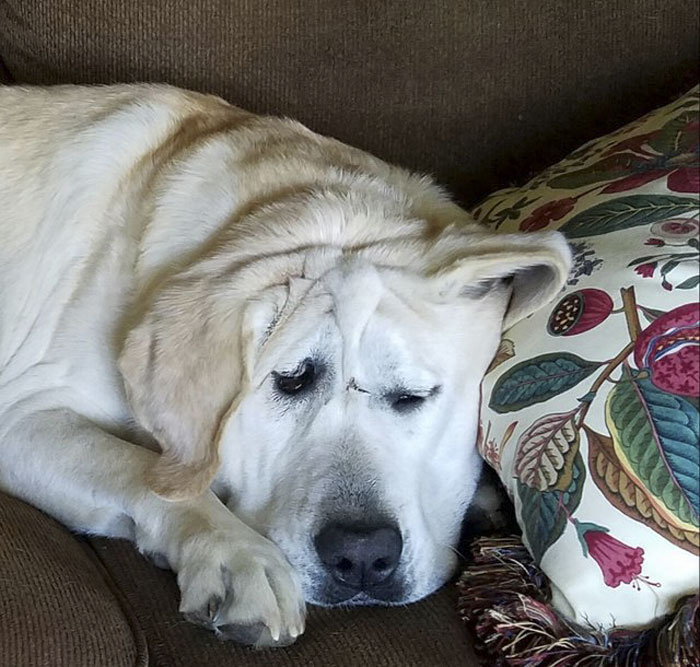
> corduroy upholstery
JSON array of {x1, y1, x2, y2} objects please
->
[
  {"x1": 0, "y1": 494, "x2": 145, "y2": 667},
  {"x1": 0, "y1": 0, "x2": 697, "y2": 205},
  {"x1": 0, "y1": 1, "x2": 697, "y2": 665}
]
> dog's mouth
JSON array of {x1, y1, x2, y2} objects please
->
[
  {"x1": 333, "y1": 591, "x2": 387, "y2": 607},
  {"x1": 338, "y1": 590, "x2": 413, "y2": 607},
  {"x1": 305, "y1": 570, "x2": 409, "y2": 607}
]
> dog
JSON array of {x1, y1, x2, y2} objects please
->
[{"x1": 0, "y1": 84, "x2": 571, "y2": 647}]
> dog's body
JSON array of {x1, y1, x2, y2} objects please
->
[{"x1": 0, "y1": 84, "x2": 570, "y2": 646}]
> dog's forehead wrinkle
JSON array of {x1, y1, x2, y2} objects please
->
[
  {"x1": 323, "y1": 263, "x2": 389, "y2": 382},
  {"x1": 330, "y1": 264, "x2": 384, "y2": 323}
]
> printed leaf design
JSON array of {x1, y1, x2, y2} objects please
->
[
  {"x1": 587, "y1": 427, "x2": 699, "y2": 555},
  {"x1": 547, "y1": 154, "x2": 649, "y2": 190},
  {"x1": 500, "y1": 420, "x2": 519, "y2": 451},
  {"x1": 627, "y1": 255, "x2": 663, "y2": 266},
  {"x1": 560, "y1": 195, "x2": 698, "y2": 239},
  {"x1": 518, "y1": 452, "x2": 585, "y2": 563},
  {"x1": 661, "y1": 259, "x2": 681, "y2": 276},
  {"x1": 628, "y1": 253, "x2": 697, "y2": 276},
  {"x1": 677, "y1": 276, "x2": 700, "y2": 290},
  {"x1": 638, "y1": 304, "x2": 666, "y2": 323},
  {"x1": 486, "y1": 339, "x2": 515, "y2": 374},
  {"x1": 489, "y1": 353, "x2": 603, "y2": 414},
  {"x1": 514, "y1": 411, "x2": 580, "y2": 491},
  {"x1": 606, "y1": 367, "x2": 700, "y2": 530},
  {"x1": 647, "y1": 110, "x2": 699, "y2": 155}
]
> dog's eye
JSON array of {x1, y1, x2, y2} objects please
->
[
  {"x1": 274, "y1": 359, "x2": 316, "y2": 395},
  {"x1": 388, "y1": 385, "x2": 440, "y2": 413},
  {"x1": 390, "y1": 393, "x2": 426, "y2": 413}
]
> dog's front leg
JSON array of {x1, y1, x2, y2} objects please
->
[{"x1": 0, "y1": 409, "x2": 306, "y2": 647}]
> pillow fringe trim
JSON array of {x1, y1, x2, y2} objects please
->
[{"x1": 457, "y1": 536, "x2": 699, "y2": 666}]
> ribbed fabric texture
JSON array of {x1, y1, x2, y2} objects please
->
[
  {"x1": 0, "y1": 494, "x2": 141, "y2": 667},
  {"x1": 89, "y1": 535, "x2": 478, "y2": 666},
  {"x1": 0, "y1": 0, "x2": 697, "y2": 205}
]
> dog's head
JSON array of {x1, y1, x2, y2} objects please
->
[{"x1": 119, "y1": 188, "x2": 571, "y2": 606}]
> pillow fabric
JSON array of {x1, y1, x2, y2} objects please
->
[{"x1": 473, "y1": 86, "x2": 699, "y2": 629}]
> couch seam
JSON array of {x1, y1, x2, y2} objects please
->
[{"x1": 0, "y1": 53, "x2": 14, "y2": 83}]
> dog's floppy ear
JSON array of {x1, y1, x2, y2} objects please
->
[
  {"x1": 429, "y1": 230, "x2": 572, "y2": 329},
  {"x1": 118, "y1": 275, "x2": 286, "y2": 501}
]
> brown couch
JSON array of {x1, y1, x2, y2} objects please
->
[{"x1": 0, "y1": 2, "x2": 698, "y2": 665}]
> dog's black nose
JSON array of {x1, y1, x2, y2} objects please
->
[{"x1": 314, "y1": 523, "x2": 402, "y2": 590}]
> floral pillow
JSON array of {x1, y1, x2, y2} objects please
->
[{"x1": 474, "y1": 86, "x2": 699, "y2": 628}]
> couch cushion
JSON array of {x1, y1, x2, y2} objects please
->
[
  {"x1": 0, "y1": 493, "x2": 145, "y2": 667},
  {"x1": 89, "y1": 536, "x2": 478, "y2": 666},
  {"x1": 0, "y1": 0, "x2": 697, "y2": 205}
]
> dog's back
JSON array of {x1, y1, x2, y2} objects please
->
[
  {"x1": 1, "y1": 88, "x2": 150, "y2": 423},
  {"x1": 0, "y1": 85, "x2": 244, "y2": 428}
]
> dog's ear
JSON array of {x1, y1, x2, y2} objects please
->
[
  {"x1": 429, "y1": 230, "x2": 572, "y2": 329},
  {"x1": 118, "y1": 275, "x2": 287, "y2": 501}
]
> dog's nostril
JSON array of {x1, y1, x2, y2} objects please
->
[
  {"x1": 314, "y1": 523, "x2": 402, "y2": 591},
  {"x1": 372, "y1": 558, "x2": 389, "y2": 572},
  {"x1": 336, "y1": 558, "x2": 353, "y2": 572}
]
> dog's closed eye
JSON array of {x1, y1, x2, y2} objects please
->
[
  {"x1": 386, "y1": 386, "x2": 441, "y2": 414},
  {"x1": 389, "y1": 393, "x2": 426, "y2": 413}
]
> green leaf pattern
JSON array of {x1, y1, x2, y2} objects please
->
[
  {"x1": 518, "y1": 453, "x2": 586, "y2": 563},
  {"x1": 560, "y1": 195, "x2": 698, "y2": 239},
  {"x1": 489, "y1": 353, "x2": 603, "y2": 414},
  {"x1": 606, "y1": 369, "x2": 699, "y2": 528}
]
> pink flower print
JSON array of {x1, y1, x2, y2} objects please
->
[
  {"x1": 601, "y1": 169, "x2": 670, "y2": 194},
  {"x1": 634, "y1": 262, "x2": 657, "y2": 278},
  {"x1": 668, "y1": 167, "x2": 700, "y2": 193},
  {"x1": 574, "y1": 521, "x2": 659, "y2": 590},
  {"x1": 519, "y1": 198, "x2": 577, "y2": 232},
  {"x1": 650, "y1": 218, "x2": 699, "y2": 241},
  {"x1": 634, "y1": 302, "x2": 700, "y2": 397}
]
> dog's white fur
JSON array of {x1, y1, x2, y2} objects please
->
[{"x1": 0, "y1": 84, "x2": 571, "y2": 646}]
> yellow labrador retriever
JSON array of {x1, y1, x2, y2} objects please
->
[{"x1": 0, "y1": 84, "x2": 571, "y2": 647}]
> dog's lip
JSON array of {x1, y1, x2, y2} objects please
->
[
  {"x1": 308, "y1": 580, "x2": 409, "y2": 607},
  {"x1": 312, "y1": 591, "x2": 386, "y2": 607},
  {"x1": 340, "y1": 591, "x2": 377, "y2": 606}
]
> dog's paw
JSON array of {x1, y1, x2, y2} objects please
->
[{"x1": 177, "y1": 530, "x2": 306, "y2": 647}]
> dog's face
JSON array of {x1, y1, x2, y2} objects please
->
[
  {"x1": 215, "y1": 262, "x2": 510, "y2": 605},
  {"x1": 119, "y1": 194, "x2": 570, "y2": 610}
]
